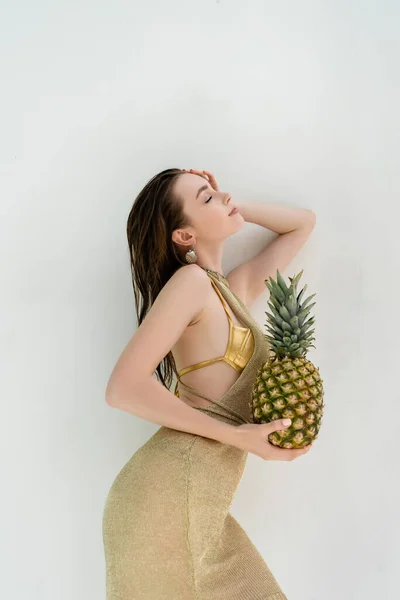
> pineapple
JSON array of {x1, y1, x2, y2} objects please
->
[{"x1": 250, "y1": 269, "x2": 324, "y2": 449}]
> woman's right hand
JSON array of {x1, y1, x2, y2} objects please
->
[{"x1": 232, "y1": 419, "x2": 312, "y2": 461}]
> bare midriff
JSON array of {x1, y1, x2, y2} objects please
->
[{"x1": 176, "y1": 362, "x2": 243, "y2": 409}]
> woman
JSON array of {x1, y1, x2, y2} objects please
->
[{"x1": 102, "y1": 167, "x2": 316, "y2": 599}]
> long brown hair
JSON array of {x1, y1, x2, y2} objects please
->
[{"x1": 126, "y1": 167, "x2": 192, "y2": 391}]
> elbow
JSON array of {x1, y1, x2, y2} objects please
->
[
  {"x1": 105, "y1": 377, "x2": 146, "y2": 407},
  {"x1": 307, "y1": 210, "x2": 317, "y2": 226},
  {"x1": 105, "y1": 380, "x2": 120, "y2": 407},
  {"x1": 105, "y1": 391, "x2": 116, "y2": 407}
]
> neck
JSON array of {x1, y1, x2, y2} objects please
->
[
  {"x1": 197, "y1": 263, "x2": 225, "y2": 279},
  {"x1": 201, "y1": 267, "x2": 230, "y2": 287},
  {"x1": 192, "y1": 245, "x2": 224, "y2": 277},
  {"x1": 202, "y1": 267, "x2": 225, "y2": 277}
]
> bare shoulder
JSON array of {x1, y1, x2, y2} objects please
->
[
  {"x1": 105, "y1": 264, "x2": 211, "y2": 398},
  {"x1": 178, "y1": 265, "x2": 247, "y2": 307},
  {"x1": 158, "y1": 264, "x2": 212, "y2": 314},
  {"x1": 171, "y1": 264, "x2": 211, "y2": 324},
  {"x1": 169, "y1": 264, "x2": 212, "y2": 301},
  {"x1": 172, "y1": 263, "x2": 210, "y2": 285},
  {"x1": 176, "y1": 265, "x2": 248, "y2": 307}
]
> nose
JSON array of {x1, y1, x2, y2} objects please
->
[{"x1": 223, "y1": 194, "x2": 231, "y2": 205}]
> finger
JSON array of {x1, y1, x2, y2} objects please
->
[
  {"x1": 189, "y1": 168, "x2": 206, "y2": 178},
  {"x1": 267, "y1": 418, "x2": 293, "y2": 433},
  {"x1": 189, "y1": 169, "x2": 216, "y2": 188},
  {"x1": 268, "y1": 444, "x2": 311, "y2": 461},
  {"x1": 188, "y1": 169, "x2": 219, "y2": 191},
  {"x1": 202, "y1": 170, "x2": 219, "y2": 190}
]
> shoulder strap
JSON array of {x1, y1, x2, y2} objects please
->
[{"x1": 209, "y1": 278, "x2": 233, "y2": 324}]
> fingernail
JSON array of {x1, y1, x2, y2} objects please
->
[{"x1": 283, "y1": 419, "x2": 291, "y2": 426}]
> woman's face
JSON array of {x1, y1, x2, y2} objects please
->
[{"x1": 173, "y1": 173, "x2": 244, "y2": 243}]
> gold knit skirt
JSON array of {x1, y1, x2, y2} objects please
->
[
  {"x1": 102, "y1": 272, "x2": 288, "y2": 598},
  {"x1": 102, "y1": 424, "x2": 288, "y2": 599}
]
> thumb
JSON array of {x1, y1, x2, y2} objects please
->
[{"x1": 265, "y1": 418, "x2": 292, "y2": 432}]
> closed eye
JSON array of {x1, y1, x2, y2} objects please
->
[{"x1": 205, "y1": 196, "x2": 212, "y2": 203}]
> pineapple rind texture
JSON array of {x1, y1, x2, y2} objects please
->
[
  {"x1": 250, "y1": 269, "x2": 324, "y2": 448},
  {"x1": 251, "y1": 356, "x2": 324, "y2": 448}
]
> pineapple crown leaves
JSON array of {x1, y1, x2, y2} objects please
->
[{"x1": 264, "y1": 269, "x2": 317, "y2": 358}]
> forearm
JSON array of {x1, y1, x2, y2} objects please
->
[
  {"x1": 106, "y1": 376, "x2": 237, "y2": 445},
  {"x1": 236, "y1": 200, "x2": 316, "y2": 234}
]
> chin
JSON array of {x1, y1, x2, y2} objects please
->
[{"x1": 231, "y1": 212, "x2": 244, "y2": 227}]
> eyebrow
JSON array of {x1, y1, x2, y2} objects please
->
[{"x1": 195, "y1": 184, "x2": 209, "y2": 200}]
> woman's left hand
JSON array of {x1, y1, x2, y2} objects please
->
[{"x1": 182, "y1": 168, "x2": 219, "y2": 191}]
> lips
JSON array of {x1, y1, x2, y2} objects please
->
[{"x1": 229, "y1": 206, "x2": 238, "y2": 215}]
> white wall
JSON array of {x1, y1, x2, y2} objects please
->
[{"x1": 1, "y1": 1, "x2": 399, "y2": 598}]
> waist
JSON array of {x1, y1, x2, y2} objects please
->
[{"x1": 192, "y1": 404, "x2": 252, "y2": 427}]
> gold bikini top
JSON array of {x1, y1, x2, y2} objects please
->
[{"x1": 174, "y1": 277, "x2": 255, "y2": 398}]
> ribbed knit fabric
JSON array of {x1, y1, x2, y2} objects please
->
[{"x1": 102, "y1": 271, "x2": 288, "y2": 599}]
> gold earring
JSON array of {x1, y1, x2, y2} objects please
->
[{"x1": 185, "y1": 246, "x2": 197, "y2": 264}]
